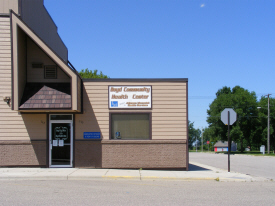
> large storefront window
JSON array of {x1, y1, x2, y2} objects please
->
[{"x1": 111, "y1": 113, "x2": 151, "y2": 140}]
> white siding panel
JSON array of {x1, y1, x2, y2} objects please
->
[
  {"x1": 0, "y1": 53, "x2": 11, "y2": 58},
  {"x1": 0, "y1": 42, "x2": 11, "y2": 46}
]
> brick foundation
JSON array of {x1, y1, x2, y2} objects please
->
[
  {"x1": 0, "y1": 140, "x2": 187, "y2": 169},
  {"x1": 101, "y1": 140, "x2": 187, "y2": 169},
  {"x1": 74, "y1": 141, "x2": 102, "y2": 168},
  {"x1": 0, "y1": 141, "x2": 46, "y2": 167}
]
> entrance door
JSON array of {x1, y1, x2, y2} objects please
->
[{"x1": 49, "y1": 115, "x2": 73, "y2": 167}]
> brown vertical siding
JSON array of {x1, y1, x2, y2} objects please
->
[{"x1": 77, "y1": 76, "x2": 82, "y2": 112}]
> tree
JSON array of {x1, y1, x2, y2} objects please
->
[
  {"x1": 207, "y1": 86, "x2": 259, "y2": 152},
  {"x1": 258, "y1": 96, "x2": 275, "y2": 151},
  {"x1": 202, "y1": 126, "x2": 217, "y2": 151},
  {"x1": 79, "y1": 68, "x2": 109, "y2": 79},
  {"x1": 188, "y1": 121, "x2": 201, "y2": 149}
]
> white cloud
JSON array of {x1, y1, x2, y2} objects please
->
[{"x1": 200, "y1": 4, "x2": 205, "y2": 8}]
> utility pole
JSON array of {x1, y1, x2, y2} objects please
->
[
  {"x1": 266, "y1": 94, "x2": 271, "y2": 154},
  {"x1": 201, "y1": 127, "x2": 203, "y2": 152}
]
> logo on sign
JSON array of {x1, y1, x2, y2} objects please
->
[{"x1": 111, "y1": 101, "x2": 118, "y2": 107}]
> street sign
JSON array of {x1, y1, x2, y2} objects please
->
[
  {"x1": 221, "y1": 108, "x2": 237, "y2": 173},
  {"x1": 221, "y1": 108, "x2": 237, "y2": 125}
]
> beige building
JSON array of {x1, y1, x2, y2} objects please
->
[{"x1": 0, "y1": 0, "x2": 189, "y2": 169}]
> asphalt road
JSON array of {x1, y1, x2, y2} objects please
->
[
  {"x1": 0, "y1": 180, "x2": 275, "y2": 205},
  {"x1": 190, "y1": 152, "x2": 275, "y2": 180}
]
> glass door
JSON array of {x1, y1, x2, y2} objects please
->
[{"x1": 49, "y1": 115, "x2": 73, "y2": 167}]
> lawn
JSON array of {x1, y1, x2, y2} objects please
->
[{"x1": 189, "y1": 150, "x2": 275, "y2": 157}]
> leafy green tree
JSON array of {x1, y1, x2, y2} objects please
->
[
  {"x1": 202, "y1": 126, "x2": 217, "y2": 151},
  {"x1": 79, "y1": 68, "x2": 109, "y2": 79},
  {"x1": 188, "y1": 121, "x2": 201, "y2": 149},
  {"x1": 258, "y1": 96, "x2": 275, "y2": 151},
  {"x1": 207, "y1": 86, "x2": 259, "y2": 152}
]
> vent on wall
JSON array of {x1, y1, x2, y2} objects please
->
[{"x1": 44, "y1": 65, "x2": 57, "y2": 79}]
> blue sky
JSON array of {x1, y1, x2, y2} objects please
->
[{"x1": 44, "y1": 0, "x2": 275, "y2": 129}]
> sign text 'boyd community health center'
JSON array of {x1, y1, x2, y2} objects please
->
[{"x1": 109, "y1": 86, "x2": 152, "y2": 109}]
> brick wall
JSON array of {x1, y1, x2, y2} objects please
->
[
  {"x1": 74, "y1": 141, "x2": 102, "y2": 168},
  {"x1": 0, "y1": 141, "x2": 46, "y2": 166},
  {"x1": 101, "y1": 140, "x2": 186, "y2": 169}
]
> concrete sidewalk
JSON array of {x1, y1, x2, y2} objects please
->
[{"x1": 0, "y1": 161, "x2": 269, "y2": 182}]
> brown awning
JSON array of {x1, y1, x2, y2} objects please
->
[{"x1": 19, "y1": 83, "x2": 71, "y2": 109}]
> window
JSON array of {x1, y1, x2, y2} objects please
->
[{"x1": 111, "y1": 113, "x2": 151, "y2": 140}]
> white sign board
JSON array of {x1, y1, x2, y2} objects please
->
[
  {"x1": 221, "y1": 108, "x2": 237, "y2": 125},
  {"x1": 109, "y1": 86, "x2": 151, "y2": 109}
]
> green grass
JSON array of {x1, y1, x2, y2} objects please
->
[{"x1": 189, "y1": 150, "x2": 275, "y2": 156}]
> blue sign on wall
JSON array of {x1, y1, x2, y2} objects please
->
[{"x1": 83, "y1": 132, "x2": 101, "y2": 139}]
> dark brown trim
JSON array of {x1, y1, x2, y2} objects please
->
[
  {"x1": 81, "y1": 78, "x2": 84, "y2": 113},
  {"x1": 109, "y1": 112, "x2": 152, "y2": 140},
  {"x1": 71, "y1": 77, "x2": 73, "y2": 110},
  {"x1": 10, "y1": 10, "x2": 81, "y2": 115},
  {"x1": 10, "y1": 12, "x2": 77, "y2": 111},
  {"x1": 19, "y1": 111, "x2": 82, "y2": 114},
  {"x1": 73, "y1": 114, "x2": 75, "y2": 168},
  {"x1": 186, "y1": 81, "x2": 189, "y2": 171},
  {"x1": 84, "y1": 78, "x2": 188, "y2": 82},
  {"x1": 25, "y1": 31, "x2": 27, "y2": 85},
  {"x1": 10, "y1": 11, "x2": 14, "y2": 110},
  {"x1": 19, "y1": 108, "x2": 73, "y2": 111},
  {"x1": 46, "y1": 114, "x2": 49, "y2": 168}
]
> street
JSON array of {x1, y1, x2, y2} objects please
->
[
  {"x1": 190, "y1": 152, "x2": 275, "y2": 180},
  {"x1": 1, "y1": 153, "x2": 275, "y2": 205},
  {"x1": 0, "y1": 180, "x2": 275, "y2": 206}
]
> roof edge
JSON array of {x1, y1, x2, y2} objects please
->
[{"x1": 83, "y1": 78, "x2": 188, "y2": 82}]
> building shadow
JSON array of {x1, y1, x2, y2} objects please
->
[
  {"x1": 74, "y1": 88, "x2": 102, "y2": 168},
  {"x1": 188, "y1": 163, "x2": 210, "y2": 171}
]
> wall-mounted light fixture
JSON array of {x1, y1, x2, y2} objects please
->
[{"x1": 3, "y1": 96, "x2": 11, "y2": 105}]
